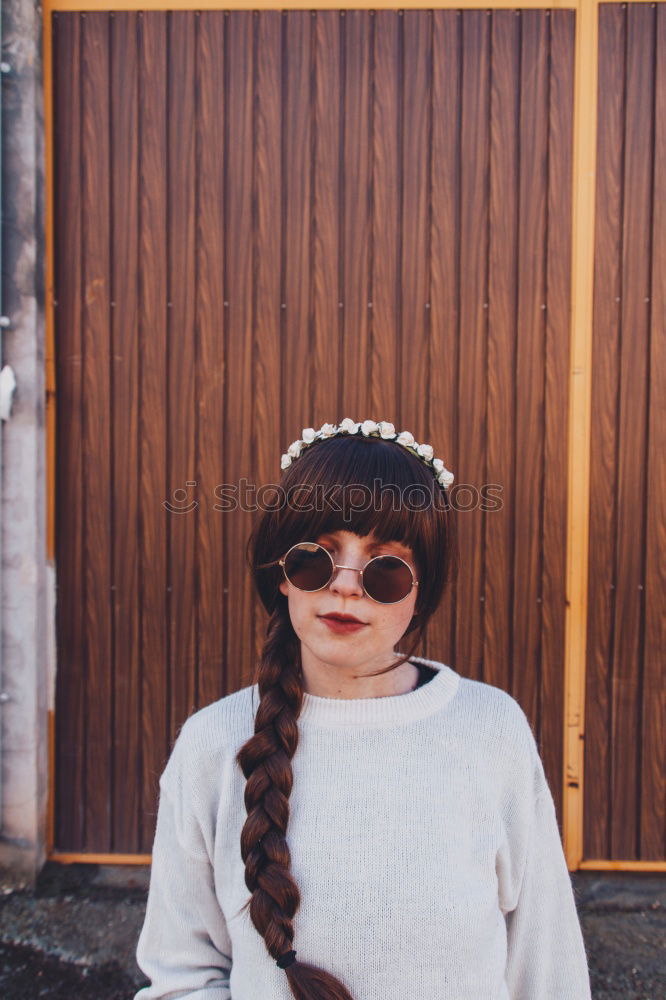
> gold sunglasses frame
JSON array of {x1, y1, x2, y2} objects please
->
[{"x1": 258, "y1": 541, "x2": 419, "y2": 605}]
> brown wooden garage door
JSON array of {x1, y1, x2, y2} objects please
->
[{"x1": 53, "y1": 7, "x2": 585, "y2": 856}]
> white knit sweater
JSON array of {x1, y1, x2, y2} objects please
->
[{"x1": 134, "y1": 657, "x2": 592, "y2": 1000}]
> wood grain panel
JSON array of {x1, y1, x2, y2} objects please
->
[
  {"x1": 586, "y1": 3, "x2": 664, "y2": 862},
  {"x1": 52, "y1": 9, "x2": 580, "y2": 855},
  {"x1": 198, "y1": 11, "x2": 228, "y2": 704},
  {"x1": 253, "y1": 10, "x2": 283, "y2": 671},
  {"x1": 486, "y1": 10, "x2": 519, "y2": 698},
  {"x1": 456, "y1": 9, "x2": 489, "y2": 682},
  {"x1": 167, "y1": 11, "x2": 198, "y2": 744},
  {"x1": 341, "y1": 10, "x2": 371, "y2": 418},
  {"x1": 53, "y1": 11, "x2": 85, "y2": 851},
  {"x1": 428, "y1": 10, "x2": 460, "y2": 665},
  {"x1": 512, "y1": 10, "x2": 549, "y2": 729},
  {"x1": 110, "y1": 11, "x2": 141, "y2": 851},
  {"x1": 81, "y1": 11, "x2": 113, "y2": 850},
  {"x1": 225, "y1": 11, "x2": 256, "y2": 686},
  {"x1": 399, "y1": 10, "x2": 431, "y2": 437},
  {"x1": 585, "y1": 2, "x2": 624, "y2": 860},
  {"x1": 371, "y1": 11, "x2": 400, "y2": 424},
  {"x1": 137, "y1": 10, "x2": 169, "y2": 853},
  {"x1": 541, "y1": 9, "x2": 574, "y2": 819},
  {"x1": 312, "y1": 12, "x2": 342, "y2": 429},
  {"x1": 611, "y1": 2, "x2": 654, "y2": 859},
  {"x1": 642, "y1": 4, "x2": 666, "y2": 860}
]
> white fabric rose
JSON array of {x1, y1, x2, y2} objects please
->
[
  {"x1": 417, "y1": 443, "x2": 434, "y2": 461},
  {"x1": 378, "y1": 421, "x2": 396, "y2": 439},
  {"x1": 319, "y1": 423, "x2": 338, "y2": 438},
  {"x1": 281, "y1": 454, "x2": 292, "y2": 469},
  {"x1": 396, "y1": 431, "x2": 415, "y2": 447},
  {"x1": 432, "y1": 458, "x2": 444, "y2": 474},
  {"x1": 287, "y1": 440, "x2": 302, "y2": 459},
  {"x1": 361, "y1": 420, "x2": 379, "y2": 436},
  {"x1": 301, "y1": 427, "x2": 316, "y2": 444},
  {"x1": 339, "y1": 417, "x2": 360, "y2": 434},
  {"x1": 438, "y1": 469, "x2": 454, "y2": 487}
]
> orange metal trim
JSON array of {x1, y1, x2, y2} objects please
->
[
  {"x1": 42, "y1": 0, "x2": 663, "y2": 11},
  {"x1": 563, "y1": 0, "x2": 599, "y2": 872},
  {"x1": 44, "y1": 0, "x2": 581, "y2": 11},
  {"x1": 578, "y1": 860, "x2": 666, "y2": 871},
  {"x1": 45, "y1": 855, "x2": 666, "y2": 871},
  {"x1": 49, "y1": 851, "x2": 153, "y2": 864},
  {"x1": 43, "y1": 6, "x2": 55, "y2": 567}
]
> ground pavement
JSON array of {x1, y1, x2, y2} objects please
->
[{"x1": 0, "y1": 864, "x2": 663, "y2": 999}]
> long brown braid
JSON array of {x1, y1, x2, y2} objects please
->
[
  {"x1": 235, "y1": 612, "x2": 428, "y2": 999},
  {"x1": 235, "y1": 432, "x2": 457, "y2": 999}
]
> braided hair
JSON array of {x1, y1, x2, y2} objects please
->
[{"x1": 235, "y1": 433, "x2": 457, "y2": 999}]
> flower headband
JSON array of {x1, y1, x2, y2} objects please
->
[{"x1": 280, "y1": 418, "x2": 455, "y2": 491}]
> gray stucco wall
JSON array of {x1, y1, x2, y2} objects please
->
[{"x1": 0, "y1": 0, "x2": 49, "y2": 889}]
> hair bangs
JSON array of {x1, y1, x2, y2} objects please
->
[{"x1": 274, "y1": 435, "x2": 446, "y2": 557}]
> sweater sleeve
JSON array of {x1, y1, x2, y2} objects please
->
[
  {"x1": 504, "y1": 780, "x2": 592, "y2": 1000},
  {"x1": 134, "y1": 770, "x2": 233, "y2": 999}
]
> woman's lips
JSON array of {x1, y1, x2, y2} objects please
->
[{"x1": 319, "y1": 615, "x2": 368, "y2": 635}]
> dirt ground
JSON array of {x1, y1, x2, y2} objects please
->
[{"x1": 0, "y1": 864, "x2": 663, "y2": 999}]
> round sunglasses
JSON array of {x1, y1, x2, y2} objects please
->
[{"x1": 259, "y1": 541, "x2": 418, "y2": 605}]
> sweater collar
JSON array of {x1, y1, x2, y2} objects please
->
[{"x1": 295, "y1": 657, "x2": 460, "y2": 728}]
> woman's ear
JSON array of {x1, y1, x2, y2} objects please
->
[{"x1": 279, "y1": 578, "x2": 288, "y2": 597}]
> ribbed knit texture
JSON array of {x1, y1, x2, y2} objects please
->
[{"x1": 134, "y1": 657, "x2": 592, "y2": 999}]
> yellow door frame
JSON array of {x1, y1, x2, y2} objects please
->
[{"x1": 42, "y1": 0, "x2": 666, "y2": 872}]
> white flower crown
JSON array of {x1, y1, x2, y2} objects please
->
[{"x1": 280, "y1": 418, "x2": 455, "y2": 491}]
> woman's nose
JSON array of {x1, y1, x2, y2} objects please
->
[{"x1": 328, "y1": 563, "x2": 365, "y2": 598}]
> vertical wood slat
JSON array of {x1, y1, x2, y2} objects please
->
[
  {"x1": 542, "y1": 9, "x2": 575, "y2": 819},
  {"x1": 585, "y1": 2, "x2": 624, "y2": 861},
  {"x1": 486, "y1": 10, "x2": 519, "y2": 701},
  {"x1": 456, "y1": 10, "x2": 489, "y2": 682},
  {"x1": 81, "y1": 11, "x2": 113, "y2": 850},
  {"x1": 225, "y1": 11, "x2": 255, "y2": 686},
  {"x1": 642, "y1": 4, "x2": 666, "y2": 860},
  {"x1": 138, "y1": 10, "x2": 169, "y2": 853},
  {"x1": 312, "y1": 11, "x2": 342, "y2": 426},
  {"x1": 341, "y1": 10, "x2": 371, "y2": 417},
  {"x1": 167, "y1": 12, "x2": 197, "y2": 745},
  {"x1": 429, "y1": 9, "x2": 459, "y2": 665},
  {"x1": 198, "y1": 10, "x2": 228, "y2": 705},
  {"x1": 400, "y1": 11, "x2": 431, "y2": 437},
  {"x1": 513, "y1": 10, "x2": 549, "y2": 731},
  {"x1": 110, "y1": 11, "x2": 140, "y2": 851},
  {"x1": 371, "y1": 11, "x2": 400, "y2": 426},
  {"x1": 283, "y1": 10, "x2": 313, "y2": 434},
  {"x1": 610, "y1": 2, "x2": 654, "y2": 860},
  {"x1": 53, "y1": 9, "x2": 583, "y2": 856},
  {"x1": 53, "y1": 11, "x2": 84, "y2": 851},
  {"x1": 252, "y1": 11, "x2": 283, "y2": 673}
]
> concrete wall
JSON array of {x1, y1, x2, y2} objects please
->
[{"x1": 0, "y1": 0, "x2": 49, "y2": 889}]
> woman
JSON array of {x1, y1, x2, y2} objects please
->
[{"x1": 135, "y1": 418, "x2": 592, "y2": 1000}]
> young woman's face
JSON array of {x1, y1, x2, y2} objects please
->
[{"x1": 278, "y1": 528, "x2": 419, "y2": 674}]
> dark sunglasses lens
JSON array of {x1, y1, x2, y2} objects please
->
[
  {"x1": 363, "y1": 556, "x2": 413, "y2": 603},
  {"x1": 283, "y1": 544, "x2": 332, "y2": 591}
]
